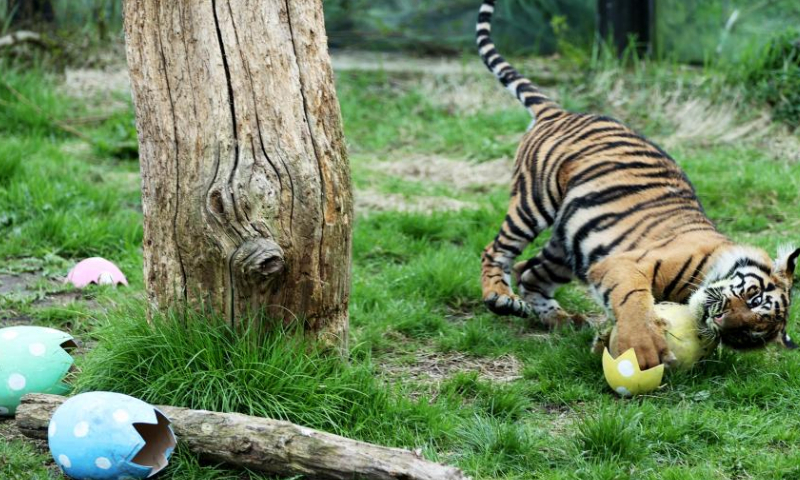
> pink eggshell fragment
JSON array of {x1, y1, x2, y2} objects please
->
[{"x1": 66, "y1": 257, "x2": 128, "y2": 288}]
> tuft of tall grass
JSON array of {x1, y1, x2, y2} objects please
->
[
  {"x1": 574, "y1": 407, "x2": 644, "y2": 463},
  {"x1": 77, "y1": 304, "x2": 388, "y2": 434},
  {"x1": 0, "y1": 137, "x2": 27, "y2": 186},
  {"x1": 457, "y1": 415, "x2": 551, "y2": 476},
  {"x1": 76, "y1": 303, "x2": 466, "y2": 452}
]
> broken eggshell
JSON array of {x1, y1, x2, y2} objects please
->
[
  {"x1": 602, "y1": 347, "x2": 665, "y2": 397},
  {"x1": 66, "y1": 257, "x2": 128, "y2": 288},
  {"x1": 49, "y1": 392, "x2": 177, "y2": 480},
  {"x1": 0, "y1": 326, "x2": 76, "y2": 416}
]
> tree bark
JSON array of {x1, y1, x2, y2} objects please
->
[
  {"x1": 17, "y1": 394, "x2": 470, "y2": 480},
  {"x1": 123, "y1": 0, "x2": 353, "y2": 347}
]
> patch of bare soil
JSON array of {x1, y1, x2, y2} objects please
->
[
  {"x1": 368, "y1": 155, "x2": 513, "y2": 192},
  {"x1": 332, "y1": 51, "x2": 573, "y2": 115},
  {"x1": 0, "y1": 273, "x2": 41, "y2": 296},
  {"x1": 759, "y1": 127, "x2": 800, "y2": 163},
  {"x1": 539, "y1": 404, "x2": 578, "y2": 436},
  {"x1": 355, "y1": 189, "x2": 477, "y2": 215},
  {"x1": 332, "y1": 51, "x2": 484, "y2": 76},
  {"x1": 60, "y1": 67, "x2": 131, "y2": 111},
  {"x1": 34, "y1": 291, "x2": 87, "y2": 309},
  {"x1": 661, "y1": 96, "x2": 772, "y2": 148},
  {"x1": 414, "y1": 71, "x2": 524, "y2": 115},
  {"x1": 332, "y1": 51, "x2": 571, "y2": 81},
  {"x1": 0, "y1": 315, "x2": 35, "y2": 327},
  {"x1": 380, "y1": 350, "x2": 523, "y2": 384},
  {"x1": 0, "y1": 272, "x2": 100, "y2": 327},
  {"x1": 0, "y1": 417, "x2": 41, "y2": 446}
]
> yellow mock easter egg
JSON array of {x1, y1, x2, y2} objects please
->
[
  {"x1": 602, "y1": 347, "x2": 664, "y2": 397},
  {"x1": 607, "y1": 303, "x2": 718, "y2": 370},
  {"x1": 654, "y1": 303, "x2": 718, "y2": 369}
]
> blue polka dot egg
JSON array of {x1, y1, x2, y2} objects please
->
[{"x1": 48, "y1": 392, "x2": 177, "y2": 479}]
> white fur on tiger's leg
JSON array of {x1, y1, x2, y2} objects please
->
[
  {"x1": 480, "y1": 200, "x2": 542, "y2": 318},
  {"x1": 481, "y1": 241, "x2": 532, "y2": 317}
]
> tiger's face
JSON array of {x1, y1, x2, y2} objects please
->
[{"x1": 689, "y1": 246, "x2": 799, "y2": 350}]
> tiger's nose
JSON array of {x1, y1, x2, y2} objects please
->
[{"x1": 729, "y1": 296, "x2": 748, "y2": 313}]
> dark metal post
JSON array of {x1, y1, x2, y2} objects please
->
[
  {"x1": 8, "y1": 0, "x2": 55, "y2": 29},
  {"x1": 597, "y1": 0, "x2": 655, "y2": 55}
]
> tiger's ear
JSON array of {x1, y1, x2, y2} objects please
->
[
  {"x1": 775, "y1": 329, "x2": 798, "y2": 350},
  {"x1": 774, "y1": 245, "x2": 800, "y2": 284}
]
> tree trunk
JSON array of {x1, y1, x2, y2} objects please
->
[
  {"x1": 123, "y1": 0, "x2": 353, "y2": 347},
  {"x1": 17, "y1": 394, "x2": 471, "y2": 480}
]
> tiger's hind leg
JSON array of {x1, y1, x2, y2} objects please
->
[
  {"x1": 513, "y1": 240, "x2": 586, "y2": 329},
  {"x1": 481, "y1": 198, "x2": 545, "y2": 318}
]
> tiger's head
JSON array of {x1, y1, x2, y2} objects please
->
[{"x1": 688, "y1": 245, "x2": 799, "y2": 350}]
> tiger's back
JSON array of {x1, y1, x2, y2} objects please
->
[{"x1": 524, "y1": 113, "x2": 716, "y2": 281}]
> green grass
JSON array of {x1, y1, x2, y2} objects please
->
[
  {"x1": 2, "y1": 53, "x2": 800, "y2": 479},
  {"x1": 0, "y1": 436, "x2": 57, "y2": 479},
  {"x1": 337, "y1": 70, "x2": 529, "y2": 160}
]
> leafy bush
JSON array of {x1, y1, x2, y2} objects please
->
[
  {"x1": 656, "y1": 0, "x2": 800, "y2": 63},
  {"x1": 736, "y1": 30, "x2": 800, "y2": 127}
]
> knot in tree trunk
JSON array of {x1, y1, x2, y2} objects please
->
[{"x1": 233, "y1": 238, "x2": 285, "y2": 278}]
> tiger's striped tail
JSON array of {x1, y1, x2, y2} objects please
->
[{"x1": 476, "y1": 0, "x2": 560, "y2": 122}]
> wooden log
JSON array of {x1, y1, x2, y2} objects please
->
[
  {"x1": 16, "y1": 394, "x2": 470, "y2": 480},
  {"x1": 0, "y1": 30, "x2": 47, "y2": 48}
]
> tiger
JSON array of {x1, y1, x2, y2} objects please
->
[{"x1": 475, "y1": 0, "x2": 798, "y2": 369}]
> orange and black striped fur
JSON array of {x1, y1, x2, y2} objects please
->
[{"x1": 476, "y1": 0, "x2": 798, "y2": 369}]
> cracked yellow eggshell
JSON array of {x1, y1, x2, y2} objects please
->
[{"x1": 602, "y1": 347, "x2": 664, "y2": 397}]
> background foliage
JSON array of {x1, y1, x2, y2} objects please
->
[
  {"x1": 324, "y1": 0, "x2": 595, "y2": 54},
  {"x1": 3, "y1": 0, "x2": 800, "y2": 62},
  {"x1": 322, "y1": 0, "x2": 800, "y2": 62},
  {"x1": 656, "y1": 0, "x2": 800, "y2": 63}
]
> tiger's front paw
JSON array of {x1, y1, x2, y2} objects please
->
[
  {"x1": 484, "y1": 292, "x2": 532, "y2": 318},
  {"x1": 614, "y1": 321, "x2": 670, "y2": 370}
]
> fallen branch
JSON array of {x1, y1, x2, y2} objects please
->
[
  {"x1": 17, "y1": 394, "x2": 470, "y2": 480},
  {"x1": 67, "y1": 113, "x2": 119, "y2": 126},
  {"x1": 0, "y1": 31, "x2": 48, "y2": 49}
]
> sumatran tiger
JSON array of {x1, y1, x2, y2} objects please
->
[{"x1": 475, "y1": 0, "x2": 798, "y2": 369}]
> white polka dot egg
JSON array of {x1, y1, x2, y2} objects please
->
[
  {"x1": 49, "y1": 392, "x2": 176, "y2": 479},
  {"x1": 0, "y1": 326, "x2": 76, "y2": 416}
]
